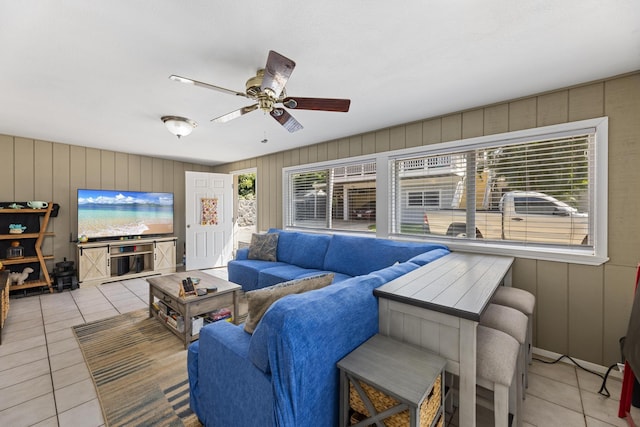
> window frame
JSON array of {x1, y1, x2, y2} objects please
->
[
  {"x1": 282, "y1": 117, "x2": 608, "y2": 265},
  {"x1": 283, "y1": 157, "x2": 379, "y2": 233}
]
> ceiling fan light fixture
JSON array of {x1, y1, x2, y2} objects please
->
[{"x1": 161, "y1": 116, "x2": 197, "y2": 138}]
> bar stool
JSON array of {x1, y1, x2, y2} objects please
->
[
  {"x1": 492, "y1": 286, "x2": 536, "y2": 368},
  {"x1": 476, "y1": 325, "x2": 522, "y2": 427},
  {"x1": 480, "y1": 303, "x2": 528, "y2": 399}
]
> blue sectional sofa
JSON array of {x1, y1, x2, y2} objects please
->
[
  {"x1": 188, "y1": 229, "x2": 450, "y2": 427},
  {"x1": 227, "y1": 228, "x2": 449, "y2": 291}
]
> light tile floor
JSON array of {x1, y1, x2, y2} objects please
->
[
  {"x1": 447, "y1": 354, "x2": 640, "y2": 427},
  {"x1": 1, "y1": 270, "x2": 639, "y2": 427}
]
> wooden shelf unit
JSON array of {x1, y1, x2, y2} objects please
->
[
  {"x1": 77, "y1": 236, "x2": 177, "y2": 286},
  {"x1": 0, "y1": 203, "x2": 55, "y2": 293}
]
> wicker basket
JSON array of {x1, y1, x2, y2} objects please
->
[{"x1": 349, "y1": 374, "x2": 441, "y2": 427}]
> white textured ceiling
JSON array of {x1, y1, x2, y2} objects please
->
[{"x1": 1, "y1": 1, "x2": 638, "y2": 166}]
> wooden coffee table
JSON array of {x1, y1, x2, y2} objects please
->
[{"x1": 147, "y1": 270, "x2": 241, "y2": 349}]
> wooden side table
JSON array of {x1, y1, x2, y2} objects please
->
[{"x1": 337, "y1": 334, "x2": 446, "y2": 427}]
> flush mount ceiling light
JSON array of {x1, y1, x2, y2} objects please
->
[{"x1": 161, "y1": 116, "x2": 197, "y2": 138}]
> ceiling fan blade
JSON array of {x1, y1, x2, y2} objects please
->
[
  {"x1": 261, "y1": 51, "x2": 295, "y2": 99},
  {"x1": 212, "y1": 104, "x2": 259, "y2": 123},
  {"x1": 170, "y1": 75, "x2": 248, "y2": 98},
  {"x1": 270, "y1": 108, "x2": 303, "y2": 133},
  {"x1": 282, "y1": 97, "x2": 351, "y2": 112}
]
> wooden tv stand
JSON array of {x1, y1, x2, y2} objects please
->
[{"x1": 77, "y1": 236, "x2": 176, "y2": 286}]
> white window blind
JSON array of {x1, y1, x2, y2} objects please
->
[
  {"x1": 285, "y1": 161, "x2": 377, "y2": 232},
  {"x1": 391, "y1": 134, "x2": 593, "y2": 248},
  {"x1": 287, "y1": 169, "x2": 329, "y2": 227}
]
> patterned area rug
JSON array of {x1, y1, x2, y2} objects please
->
[{"x1": 73, "y1": 309, "x2": 202, "y2": 427}]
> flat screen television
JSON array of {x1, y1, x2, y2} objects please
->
[{"x1": 77, "y1": 189, "x2": 174, "y2": 240}]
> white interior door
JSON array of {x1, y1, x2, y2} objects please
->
[{"x1": 185, "y1": 171, "x2": 233, "y2": 270}]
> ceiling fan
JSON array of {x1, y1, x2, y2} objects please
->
[{"x1": 169, "y1": 50, "x2": 351, "y2": 133}]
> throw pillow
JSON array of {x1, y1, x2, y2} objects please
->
[
  {"x1": 244, "y1": 273, "x2": 334, "y2": 334},
  {"x1": 247, "y1": 232, "x2": 279, "y2": 262}
]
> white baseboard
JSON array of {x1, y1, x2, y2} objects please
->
[{"x1": 533, "y1": 347, "x2": 623, "y2": 381}]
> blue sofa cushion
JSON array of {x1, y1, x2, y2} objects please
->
[
  {"x1": 248, "y1": 318, "x2": 271, "y2": 374},
  {"x1": 244, "y1": 273, "x2": 334, "y2": 334},
  {"x1": 370, "y1": 261, "x2": 420, "y2": 282},
  {"x1": 288, "y1": 232, "x2": 332, "y2": 269},
  {"x1": 227, "y1": 259, "x2": 289, "y2": 292},
  {"x1": 187, "y1": 341, "x2": 201, "y2": 417},
  {"x1": 248, "y1": 232, "x2": 279, "y2": 261},
  {"x1": 269, "y1": 229, "x2": 299, "y2": 264},
  {"x1": 191, "y1": 321, "x2": 274, "y2": 427},
  {"x1": 323, "y1": 234, "x2": 448, "y2": 277},
  {"x1": 408, "y1": 248, "x2": 451, "y2": 266},
  {"x1": 248, "y1": 275, "x2": 370, "y2": 374},
  {"x1": 258, "y1": 265, "x2": 328, "y2": 288},
  {"x1": 325, "y1": 271, "x2": 354, "y2": 283},
  {"x1": 236, "y1": 247, "x2": 250, "y2": 260}
]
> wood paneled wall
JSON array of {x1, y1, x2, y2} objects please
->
[
  {"x1": 0, "y1": 137, "x2": 213, "y2": 270},
  {"x1": 214, "y1": 72, "x2": 640, "y2": 366}
]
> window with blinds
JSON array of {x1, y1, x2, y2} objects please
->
[
  {"x1": 284, "y1": 161, "x2": 377, "y2": 232},
  {"x1": 283, "y1": 117, "x2": 607, "y2": 264},
  {"x1": 391, "y1": 133, "x2": 594, "y2": 248}
]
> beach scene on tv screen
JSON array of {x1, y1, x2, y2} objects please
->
[{"x1": 78, "y1": 190, "x2": 174, "y2": 238}]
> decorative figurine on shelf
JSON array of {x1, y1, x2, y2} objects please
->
[
  {"x1": 8, "y1": 267, "x2": 34, "y2": 286},
  {"x1": 9, "y1": 224, "x2": 27, "y2": 234},
  {"x1": 27, "y1": 201, "x2": 48, "y2": 209},
  {"x1": 78, "y1": 234, "x2": 88, "y2": 243},
  {"x1": 6, "y1": 241, "x2": 24, "y2": 259}
]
